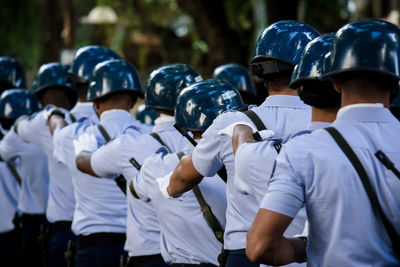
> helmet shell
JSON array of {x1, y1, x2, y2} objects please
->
[
  {"x1": 145, "y1": 64, "x2": 202, "y2": 111},
  {"x1": 0, "y1": 57, "x2": 26, "y2": 88},
  {"x1": 135, "y1": 104, "x2": 157, "y2": 125},
  {"x1": 213, "y1": 64, "x2": 257, "y2": 98},
  {"x1": 322, "y1": 19, "x2": 400, "y2": 79},
  {"x1": 175, "y1": 79, "x2": 246, "y2": 131},
  {"x1": 0, "y1": 89, "x2": 40, "y2": 120},
  {"x1": 70, "y1": 45, "x2": 121, "y2": 82},
  {"x1": 87, "y1": 59, "x2": 143, "y2": 101},
  {"x1": 252, "y1": 20, "x2": 320, "y2": 66},
  {"x1": 31, "y1": 62, "x2": 77, "y2": 105},
  {"x1": 290, "y1": 33, "x2": 335, "y2": 88}
]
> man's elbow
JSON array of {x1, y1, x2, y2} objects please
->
[
  {"x1": 75, "y1": 153, "x2": 86, "y2": 173},
  {"x1": 246, "y1": 230, "x2": 277, "y2": 263}
]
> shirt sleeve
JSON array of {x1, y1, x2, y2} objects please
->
[
  {"x1": 0, "y1": 128, "x2": 25, "y2": 161},
  {"x1": 191, "y1": 115, "x2": 226, "y2": 177},
  {"x1": 90, "y1": 137, "x2": 124, "y2": 179},
  {"x1": 17, "y1": 114, "x2": 41, "y2": 145},
  {"x1": 260, "y1": 144, "x2": 305, "y2": 218}
]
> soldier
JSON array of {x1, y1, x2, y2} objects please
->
[
  {"x1": 77, "y1": 64, "x2": 201, "y2": 267},
  {"x1": 132, "y1": 79, "x2": 245, "y2": 266},
  {"x1": 14, "y1": 62, "x2": 78, "y2": 267},
  {"x1": 50, "y1": 59, "x2": 145, "y2": 267},
  {"x1": 0, "y1": 89, "x2": 48, "y2": 266},
  {"x1": 160, "y1": 20, "x2": 319, "y2": 267},
  {"x1": 247, "y1": 19, "x2": 400, "y2": 266}
]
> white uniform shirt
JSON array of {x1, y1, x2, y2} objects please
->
[
  {"x1": 53, "y1": 109, "x2": 145, "y2": 235},
  {"x1": 133, "y1": 144, "x2": 227, "y2": 265},
  {"x1": 192, "y1": 95, "x2": 311, "y2": 249},
  {"x1": 18, "y1": 106, "x2": 75, "y2": 222},
  {"x1": 0, "y1": 161, "x2": 20, "y2": 233},
  {"x1": 90, "y1": 117, "x2": 187, "y2": 256},
  {"x1": 261, "y1": 105, "x2": 400, "y2": 266},
  {"x1": 0, "y1": 127, "x2": 49, "y2": 214}
]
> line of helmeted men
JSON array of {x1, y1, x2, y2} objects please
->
[{"x1": 0, "y1": 18, "x2": 399, "y2": 267}]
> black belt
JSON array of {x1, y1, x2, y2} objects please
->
[
  {"x1": 76, "y1": 232, "x2": 126, "y2": 250},
  {"x1": 128, "y1": 254, "x2": 164, "y2": 266},
  {"x1": 49, "y1": 221, "x2": 72, "y2": 232},
  {"x1": 0, "y1": 229, "x2": 17, "y2": 239},
  {"x1": 20, "y1": 213, "x2": 47, "y2": 222},
  {"x1": 171, "y1": 264, "x2": 217, "y2": 267}
]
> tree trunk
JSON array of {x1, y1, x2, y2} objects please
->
[
  {"x1": 176, "y1": 0, "x2": 251, "y2": 76},
  {"x1": 40, "y1": 0, "x2": 64, "y2": 64}
]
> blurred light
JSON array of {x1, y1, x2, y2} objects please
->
[{"x1": 81, "y1": 6, "x2": 118, "y2": 24}]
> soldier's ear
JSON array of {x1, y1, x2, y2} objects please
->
[{"x1": 332, "y1": 79, "x2": 343, "y2": 94}]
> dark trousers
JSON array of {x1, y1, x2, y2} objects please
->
[
  {"x1": 74, "y1": 233, "x2": 127, "y2": 267},
  {"x1": 127, "y1": 254, "x2": 169, "y2": 267},
  {"x1": 19, "y1": 214, "x2": 49, "y2": 267},
  {"x1": 225, "y1": 249, "x2": 259, "y2": 267},
  {"x1": 48, "y1": 222, "x2": 76, "y2": 267},
  {"x1": 0, "y1": 230, "x2": 19, "y2": 267}
]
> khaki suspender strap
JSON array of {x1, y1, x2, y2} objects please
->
[
  {"x1": 150, "y1": 132, "x2": 172, "y2": 152},
  {"x1": 97, "y1": 124, "x2": 127, "y2": 196},
  {"x1": 177, "y1": 152, "x2": 224, "y2": 244},
  {"x1": 97, "y1": 124, "x2": 111, "y2": 143},
  {"x1": 324, "y1": 127, "x2": 400, "y2": 258},
  {"x1": 69, "y1": 113, "x2": 77, "y2": 123},
  {"x1": 243, "y1": 110, "x2": 267, "y2": 131},
  {"x1": 6, "y1": 162, "x2": 21, "y2": 186}
]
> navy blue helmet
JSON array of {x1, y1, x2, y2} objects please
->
[
  {"x1": 175, "y1": 79, "x2": 246, "y2": 131},
  {"x1": 31, "y1": 62, "x2": 77, "y2": 105},
  {"x1": 213, "y1": 64, "x2": 257, "y2": 99},
  {"x1": 0, "y1": 57, "x2": 26, "y2": 89},
  {"x1": 0, "y1": 89, "x2": 40, "y2": 120},
  {"x1": 145, "y1": 64, "x2": 202, "y2": 111},
  {"x1": 322, "y1": 19, "x2": 400, "y2": 80},
  {"x1": 135, "y1": 104, "x2": 157, "y2": 125},
  {"x1": 70, "y1": 45, "x2": 121, "y2": 83},
  {"x1": 87, "y1": 59, "x2": 143, "y2": 101},
  {"x1": 289, "y1": 34, "x2": 340, "y2": 108},
  {"x1": 251, "y1": 20, "x2": 320, "y2": 78}
]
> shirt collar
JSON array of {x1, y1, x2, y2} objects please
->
[
  {"x1": 337, "y1": 103, "x2": 384, "y2": 119},
  {"x1": 152, "y1": 120, "x2": 175, "y2": 132},
  {"x1": 307, "y1": 122, "x2": 331, "y2": 131},
  {"x1": 260, "y1": 95, "x2": 310, "y2": 109},
  {"x1": 334, "y1": 103, "x2": 397, "y2": 124},
  {"x1": 154, "y1": 114, "x2": 175, "y2": 125},
  {"x1": 70, "y1": 102, "x2": 94, "y2": 113},
  {"x1": 100, "y1": 109, "x2": 133, "y2": 122}
]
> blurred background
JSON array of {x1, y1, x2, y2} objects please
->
[{"x1": 1, "y1": 0, "x2": 399, "y2": 87}]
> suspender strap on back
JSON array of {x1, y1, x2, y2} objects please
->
[
  {"x1": 176, "y1": 152, "x2": 224, "y2": 243},
  {"x1": 243, "y1": 110, "x2": 267, "y2": 131},
  {"x1": 192, "y1": 185, "x2": 224, "y2": 243},
  {"x1": 69, "y1": 113, "x2": 77, "y2": 123},
  {"x1": 324, "y1": 127, "x2": 400, "y2": 258},
  {"x1": 97, "y1": 124, "x2": 111, "y2": 143},
  {"x1": 150, "y1": 132, "x2": 172, "y2": 152},
  {"x1": 6, "y1": 162, "x2": 21, "y2": 186},
  {"x1": 97, "y1": 124, "x2": 127, "y2": 196}
]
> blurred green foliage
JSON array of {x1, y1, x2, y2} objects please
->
[{"x1": 0, "y1": 0, "x2": 352, "y2": 84}]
